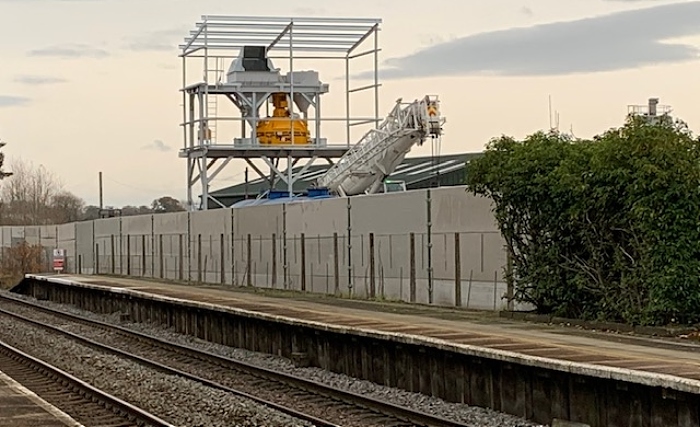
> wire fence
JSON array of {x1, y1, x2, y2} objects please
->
[{"x1": 87, "y1": 230, "x2": 511, "y2": 310}]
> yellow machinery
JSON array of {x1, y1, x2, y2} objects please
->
[{"x1": 256, "y1": 93, "x2": 310, "y2": 145}]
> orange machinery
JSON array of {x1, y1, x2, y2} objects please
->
[{"x1": 256, "y1": 93, "x2": 310, "y2": 145}]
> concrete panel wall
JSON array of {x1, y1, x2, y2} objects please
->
[
  {"x1": 190, "y1": 209, "x2": 231, "y2": 284},
  {"x1": 0, "y1": 188, "x2": 521, "y2": 311},
  {"x1": 0, "y1": 228, "x2": 9, "y2": 247},
  {"x1": 24, "y1": 226, "x2": 40, "y2": 245},
  {"x1": 233, "y1": 204, "x2": 284, "y2": 288},
  {"x1": 119, "y1": 215, "x2": 153, "y2": 277},
  {"x1": 286, "y1": 197, "x2": 347, "y2": 235},
  {"x1": 39, "y1": 226, "x2": 58, "y2": 247},
  {"x1": 153, "y1": 212, "x2": 189, "y2": 281},
  {"x1": 350, "y1": 190, "x2": 428, "y2": 234},
  {"x1": 94, "y1": 218, "x2": 122, "y2": 275},
  {"x1": 37, "y1": 226, "x2": 58, "y2": 272},
  {"x1": 57, "y1": 223, "x2": 76, "y2": 273},
  {"x1": 234, "y1": 204, "x2": 283, "y2": 236},
  {"x1": 75, "y1": 221, "x2": 94, "y2": 273},
  {"x1": 431, "y1": 187, "x2": 499, "y2": 233}
]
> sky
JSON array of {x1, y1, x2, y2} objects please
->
[{"x1": 1, "y1": 0, "x2": 699, "y2": 208}]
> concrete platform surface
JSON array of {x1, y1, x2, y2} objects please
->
[
  {"x1": 32, "y1": 275, "x2": 700, "y2": 384},
  {"x1": 0, "y1": 370, "x2": 83, "y2": 427}
]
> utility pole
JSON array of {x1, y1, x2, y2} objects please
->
[{"x1": 99, "y1": 171, "x2": 103, "y2": 209}]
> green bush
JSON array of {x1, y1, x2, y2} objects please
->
[{"x1": 466, "y1": 115, "x2": 700, "y2": 326}]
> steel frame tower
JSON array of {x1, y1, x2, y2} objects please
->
[
  {"x1": 178, "y1": 15, "x2": 382, "y2": 210},
  {"x1": 627, "y1": 97, "x2": 674, "y2": 125}
]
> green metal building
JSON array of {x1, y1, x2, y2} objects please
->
[{"x1": 204, "y1": 152, "x2": 483, "y2": 209}]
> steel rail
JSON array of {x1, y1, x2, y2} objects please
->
[
  {"x1": 0, "y1": 338, "x2": 175, "y2": 427},
  {"x1": 0, "y1": 293, "x2": 470, "y2": 427}
]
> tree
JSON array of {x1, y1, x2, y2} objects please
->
[
  {"x1": 0, "y1": 139, "x2": 12, "y2": 180},
  {"x1": 0, "y1": 139, "x2": 12, "y2": 218},
  {"x1": 466, "y1": 116, "x2": 700, "y2": 326},
  {"x1": 151, "y1": 196, "x2": 185, "y2": 213},
  {"x1": 0, "y1": 158, "x2": 85, "y2": 225},
  {"x1": 121, "y1": 205, "x2": 153, "y2": 216},
  {"x1": 51, "y1": 191, "x2": 85, "y2": 223}
]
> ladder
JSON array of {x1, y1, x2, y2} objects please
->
[{"x1": 204, "y1": 58, "x2": 226, "y2": 143}]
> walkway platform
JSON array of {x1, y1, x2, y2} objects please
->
[
  {"x1": 0, "y1": 370, "x2": 82, "y2": 427},
  {"x1": 30, "y1": 274, "x2": 700, "y2": 385}
]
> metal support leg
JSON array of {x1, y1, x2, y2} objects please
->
[
  {"x1": 200, "y1": 157, "x2": 209, "y2": 210},
  {"x1": 287, "y1": 154, "x2": 293, "y2": 196}
]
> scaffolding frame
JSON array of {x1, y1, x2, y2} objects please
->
[{"x1": 179, "y1": 15, "x2": 382, "y2": 210}]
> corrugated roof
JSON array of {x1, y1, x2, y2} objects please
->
[{"x1": 209, "y1": 152, "x2": 482, "y2": 198}]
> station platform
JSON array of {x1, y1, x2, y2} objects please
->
[
  {"x1": 0, "y1": 370, "x2": 82, "y2": 427},
  {"x1": 29, "y1": 274, "x2": 700, "y2": 386}
]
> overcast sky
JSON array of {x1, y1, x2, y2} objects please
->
[{"x1": 1, "y1": 0, "x2": 699, "y2": 207}]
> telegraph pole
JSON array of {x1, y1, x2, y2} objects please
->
[{"x1": 99, "y1": 171, "x2": 103, "y2": 209}]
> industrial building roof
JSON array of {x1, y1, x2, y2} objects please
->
[{"x1": 208, "y1": 152, "x2": 483, "y2": 200}]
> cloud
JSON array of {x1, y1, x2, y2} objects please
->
[
  {"x1": 13, "y1": 75, "x2": 68, "y2": 85},
  {"x1": 292, "y1": 7, "x2": 328, "y2": 15},
  {"x1": 157, "y1": 63, "x2": 177, "y2": 70},
  {"x1": 358, "y1": 1, "x2": 700, "y2": 79},
  {"x1": 520, "y1": 6, "x2": 534, "y2": 17},
  {"x1": 0, "y1": 96, "x2": 31, "y2": 108},
  {"x1": 142, "y1": 140, "x2": 171, "y2": 152},
  {"x1": 124, "y1": 28, "x2": 185, "y2": 52},
  {"x1": 27, "y1": 43, "x2": 109, "y2": 59}
]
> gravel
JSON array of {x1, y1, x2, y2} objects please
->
[
  {"x1": 0, "y1": 305, "x2": 313, "y2": 427},
  {"x1": 3, "y1": 291, "x2": 546, "y2": 427}
]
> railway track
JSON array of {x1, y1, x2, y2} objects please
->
[
  {"x1": 0, "y1": 337, "x2": 174, "y2": 427},
  {"x1": 0, "y1": 293, "x2": 471, "y2": 427}
]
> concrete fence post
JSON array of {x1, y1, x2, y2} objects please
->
[
  {"x1": 271, "y1": 233, "x2": 277, "y2": 288},
  {"x1": 119, "y1": 235, "x2": 123, "y2": 275},
  {"x1": 141, "y1": 235, "x2": 146, "y2": 277},
  {"x1": 409, "y1": 233, "x2": 416, "y2": 303},
  {"x1": 493, "y1": 271, "x2": 498, "y2": 310},
  {"x1": 506, "y1": 249, "x2": 514, "y2": 311},
  {"x1": 467, "y1": 269, "x2": 473, "y2": 309},
  {"x1": 455, "y1": 233, "x2": 461, "y2": 307},
  {"x1": 95, "y1": 243, "x2": 100, "y2": 275},
  {"x1": 186, "y1": 212, "x2": 192, "y2": 282},
  {"x1": 178, "y1": 234, "x2": 184, "y2": 281},
  {"x1": 300, "y1": 233, "x2": 306, "y2": 292},
  {"x1": 234, "y1": 231, "x2": 237, "y2": 286},
  {"x1": 282, "y1": 204, "x2": 288, "y2": 289},
  {"x1": 150, "y1": 215, "x2": 155, "y2": 277},
  {"x1": 159, "y1": 234, "x2": 164, "y2": 279},
  {"x1": 197, "y1": 234, "x2": 202, "y2": 282},
  {"x1": 369, "y1": 233, "x2": 376, "y2": 299},
  {"x1": 219, "y1": 234, "x2": 225, "y2": 284},
  {"x1": 333, "y1": 232, "x2": 339, "y2": 296},
  {"x1": 110, "y1": 235, "x2": 115, "y2": 275},
  {"x1": 209, "y1": 235, "x2": 213, "y2": 283},
  {"x1": 426, "y1": 189, "x2": 433, "y2": 305},
  {"x1": 246, "y1": 234, "x2": 252, "y2": 287},
  {"x1": 346, "y1": 197, "x2": 353, "y2": 294},
  {"x1": 126, "y1": 235, "x2": 131, "y2": 276}
]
